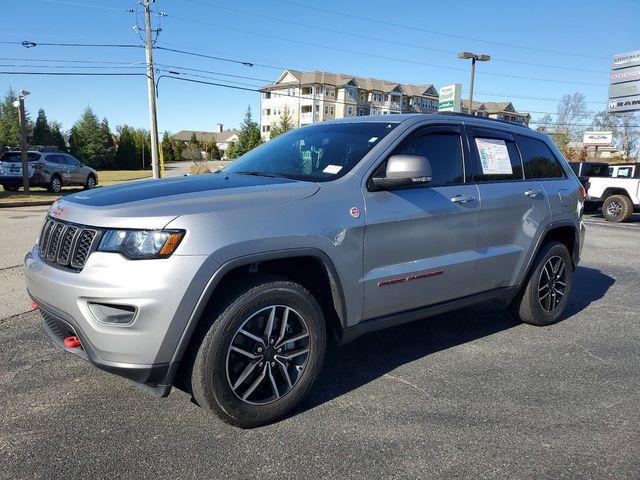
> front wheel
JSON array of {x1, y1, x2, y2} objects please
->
[
  {"x1": 511, "y1": 241, "x2": 573, "y2": 326},
  {"x1": 84, "y1": 174, "x2": 96, "y2": 190},
  {"x1": 190, "y1": 277, "x2": 326, "y2": 428}
]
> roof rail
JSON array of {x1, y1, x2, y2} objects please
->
[{"x1": 432, "y1": 111, "x2": 531, "y2": 129}]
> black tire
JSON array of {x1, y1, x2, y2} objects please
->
[
  {"x1": 48, "y1": 175, "x2": 62, "y2": 193},
  {"x1": 191, "y1": 277, "x2": 326, "y2": 428},
  {"x1": 511, "y1": 241, "x2": 572, "y2": 326},
  {"x1": 602, "y1": 194, "x2": 633, "y2": 223},
  {"x1": 84, "y1": 174, "x2": 96, "y2": 190},
  {"x1": 2, "y1": 184, "x2": 19, "y2": 192}
]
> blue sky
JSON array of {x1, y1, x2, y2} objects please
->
[{"x1": 1, "y1": 0, "x2": 638, "y2": 134}]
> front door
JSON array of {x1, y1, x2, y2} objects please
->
[
  {"x1": 466, "y1": 127, "x2": 551, "y2": 291},
  {"x1": 362, "y1": 125, "x2": 480, "y2": 320}
]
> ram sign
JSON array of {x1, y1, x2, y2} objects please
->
[
  {"x1": 608, "y1": 50, "x2": 640, "y2": 113},
  {"x1": 583, "y1": 131, "x2": 613, "y2": 147}
]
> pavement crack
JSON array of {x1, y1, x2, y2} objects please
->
[
  {"x1": 0, "y1": 309, "x2": 34, "y2": 324},
  {"x1": 383, "y1": 373, "x2": 457, "y2": 407},
  {"x1": 0, "y1": 264, "x2": 21, "y2": 272},
  {"x1": 573, "y1": 342, "x2": 612, "y2": 366}
]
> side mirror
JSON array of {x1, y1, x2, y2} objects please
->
[{"x1": 371, "y1": 155, "x2": 432, "y2": 190}]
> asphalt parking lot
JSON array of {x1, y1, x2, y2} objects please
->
[{"x1": 1, "y1": 207, "x2": 639, "y2": 479}]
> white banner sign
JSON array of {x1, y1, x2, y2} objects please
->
[{"x1": 583, "y1": 131, "x2": 613, "y2": 147}]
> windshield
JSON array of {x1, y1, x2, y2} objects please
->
[{"x1": 222, "y1": 122, "x2": 398, "y2": 182}]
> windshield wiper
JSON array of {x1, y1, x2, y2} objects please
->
[{"x1": 236, "y1": 171, "x2": 286, "y2": 179}]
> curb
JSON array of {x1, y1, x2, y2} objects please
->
[{"x1": 0, "y1": 200, "x2": 54, "y2": 208}]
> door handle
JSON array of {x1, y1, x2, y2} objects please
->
[
  {"x1": 524, "y1": 189, "x2": 544, "y2": 198},
  {"x1": 451, "y1": 194, "x2": 476, "y2": 204}
]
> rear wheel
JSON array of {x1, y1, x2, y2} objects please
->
[
  {"x1": 2, "y1": 184, "x2": 19, "y2": 192},
  {"x1": 190, "y1": 277, "x2": 326, "y2": 428},
  {"x1": 48, "y1": 175, "x2": 62, "y2": 193},
  {"x1": 511, "y1": 241, "x2": 572, "y2": 326},
  {"x1": 602, "y1": 194, "x2": 633, "y2": 223}
]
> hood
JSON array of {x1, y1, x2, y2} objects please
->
[{"x1": 52, "y1": 173, "x2": 320, "y2": 229}]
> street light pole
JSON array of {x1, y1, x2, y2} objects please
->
[
  {"x1": 458, "y1": 52, "x2": 490, "y2": 116},
  {"x1": 143, "y1": 0, "x2": 160, "y2": 179},
  {"x1": 14, "y1": 90, "x2": 30, "y2": 193}
]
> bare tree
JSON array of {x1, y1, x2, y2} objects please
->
[
  {"x1": 592, "y1": 111, "x2": 640, "y2": 158},
  {"x1": 556, "y1": 92, "x2": 590, "y2": 141}
]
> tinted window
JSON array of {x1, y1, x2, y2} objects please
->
[
  {"x1": 392, "y1": 132, "x2": 464, "y2": 186},
  {"x1": 223, "y1": 122, "x2": 398, "y2": 182},
  {"x1": 472, "y1": 137, "x2": 523, "y2": 182},
  {"x1": 0, "y1": 152, "x2": 41, "y2": 162},
  {"x1": 518, "y1": 136, "x2": 565, "y2": 179},
  {"x1": 582, "y1": 163, "x2": 609, "y2": 177},
  {"x1": 64, "y1": 155, "x2": 81, "y2": 166},
  {"x1": 46, "y1": 154, "x2": 66, "y2": 164}
]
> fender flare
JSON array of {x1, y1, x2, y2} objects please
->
[{"x1": 168, "y1": 247, "x2": 347, "y2": 366}]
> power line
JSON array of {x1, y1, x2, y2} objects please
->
[
  {"x1": 271, "y1": 0, "x2": 611, "y2": 61},
  {"x1": 0, "y1": 71, "x2": 148, "y2": 77},
  {"x1": 3, "y1": 40, "x2": 141, "y2": 48},
  {"x1": 154, "y1": 46, "x2": 258, "y2": 67},
  {"x1": 0, "y1": 63, "x2": 144, "y2": 70},
  {"x1": 0, "y1": 56, "x2": 140, "y2": 65},
  {"x1": 167, "y1": 14, "x2": 608, "y2": 87},
  {"x1": 187, "y1": 0, "x2": 609, "y2": 74}
]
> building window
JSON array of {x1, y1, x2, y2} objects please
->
[
  {"x1": 262, "y1": 109, "x2": 271, "y2": 116},
  {"x1": 262, "y1": 125, "x2": 271, "y2": 132},
  {"x1": 347, "y1": 106, "x2": 353, "y2": 116},
  {"x1": 301, "y1": 105, "x2": 312, "y2": 113},
  {"x1": 302, "y1": 86, "x2": 312, "y2": 95},
  {"x1": 263, "y1": 92, "x2": 271, "y2": 99},
  {"x1": 359, "y1": 92, "x2": 366, "y2": 101},
  {"x1": 357, "y1": 108, "x2": 364, "y2": 116},
  {"x1": 330, "y1": 106, "x2": 334, "y2": 114},
  {"x1": 324, "y1": 86, "x2": 334, "y2": 97},
  {"x1": 384, "y1": 94, "x2": 389, "y2": 102}
]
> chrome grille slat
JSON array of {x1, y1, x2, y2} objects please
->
[{"x1": 38, "y1": 217, "x2": 100, "y2": 271}]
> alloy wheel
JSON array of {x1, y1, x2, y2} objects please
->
[
  {"x1": 537, "y1": 255, "x2": 567, "y2": 313},
  {"x1": 87, "y1": 177, "x2": 95, "y2": 189},
  {"x1": 225, "y1": 305, "x2": 310, "y2": 405},
  {"x1": 52, "y1": 178, "x2": 61, "y2": 193},
  {"x1": 607, "y1": 200, "x2": 622, "y2": 218}
]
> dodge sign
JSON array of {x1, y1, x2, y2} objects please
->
[{"x1": 608, "y1": 50, "x2": 640, "y2": 113}]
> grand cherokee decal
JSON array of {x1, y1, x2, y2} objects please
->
[{"x1": 377, "y1": 269, "x2": 444, "y2": 287}]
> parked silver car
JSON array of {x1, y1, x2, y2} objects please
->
[
  {"x1": 25, "y1": 114, "x2": 585, "y2": 427},
  {"x1": 0, "y1": 150, "x2": 98, "y2": 193}
]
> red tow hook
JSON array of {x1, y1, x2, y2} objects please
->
[
  {"x1": 31, "y1": 301, "x2": 39, "y2": 311},
  {"x1": 64, "y1": 336, "x2": 82, "y2": 349}
]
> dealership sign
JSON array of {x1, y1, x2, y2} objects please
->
[
  {"x1": 438, "y1": 83, "x2": 461, "y2": 112},
  {"x1": 608, "y1": 49, "x2": 640, "y2": 113},
  {"x1": 583, "y1": 131, "x2": 613, "y2": 147}
]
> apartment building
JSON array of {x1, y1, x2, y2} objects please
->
[
  {"x1": 461, "y1": 100, "x2": 530, "y2": 126},
  {"x1": 259, "y1": 69, "x2": 440, "y2": 139}
]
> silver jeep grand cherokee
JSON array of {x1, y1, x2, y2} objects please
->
[{"x1": 25, "y1": 114, "x2": 585, "y2": 427}]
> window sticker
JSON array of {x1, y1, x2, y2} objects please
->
[
  {"x1": 368, "y1": 136, "x2": 379, "y2": 143},
  {"x1": 475, "y1": 138, "x2": 513, "y2": 175},
  {"x1": 323, "y1": 164, "x2": 343, "y2": 174}
]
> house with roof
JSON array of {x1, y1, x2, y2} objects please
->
[
  {"x1": 461, "y1": 100, "x2": 530, "y2": 126},
  {"x1": 171, "y1": 124, "x2": 239, "y2": 159},
  {"x1": 259, "y1": 69, "x2": 440, "y2": 139}
]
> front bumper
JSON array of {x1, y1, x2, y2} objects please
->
[{"x1": 25, "y1": 246, "x2": 207, "y2": 394}]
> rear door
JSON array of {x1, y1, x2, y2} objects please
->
[
  {"x1": 63, "y1": 155, "x2": 84, "y2": 183},
  {"x1": 362, "y1": 124, "x2": 481, "y2": 320},
  {"x1": 467, "y1": 127, "x2": 551, "y2": 291},
  {"x1": 47, "y1": 154, "x2": 71, "y2": 183}
]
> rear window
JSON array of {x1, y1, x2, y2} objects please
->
[
  {"x1": 582, "y1": 164, "x2": 609, "y2": 177},
  {"x1": 517, "y1": 136, "x2": 565, "y2": 179},
  {"x1": 0, "y1": 152, "x2": 41, "y2": 162}
]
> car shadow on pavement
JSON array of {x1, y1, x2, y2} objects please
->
[{"x1": 299, "y1": 266, "x2": 614, "y2": 415}]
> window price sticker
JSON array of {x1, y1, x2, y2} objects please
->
[{"x1": 475, "y1": 138, "x2": 513, "y2": 175}]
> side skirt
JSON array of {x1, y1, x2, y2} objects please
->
[{"x1": 338, "y1": 286, "x2": 519, "y2": 345}]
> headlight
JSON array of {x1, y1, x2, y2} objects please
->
[{"x1": 98, "y1": 229, "x2": 184, "y2": 259}]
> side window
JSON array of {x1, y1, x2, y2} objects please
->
[
  {"x1": 471, "y1": 136, "x2": 523, "y2": 182},
  {"x1": 392, "y1": 132, "x2": 464, "y2": 186},
  {"x1": 65, "y1": 155, "x2": 80, "y2": 166},
  {"x1": 518, "y1": 136, "x2": 565, "y2": 179}
]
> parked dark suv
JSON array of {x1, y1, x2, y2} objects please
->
[
  {"x1": 26, "y1": 113, "x2": 585, "y2": 427},
  {"x1": 0, "y1": 150, "x2": 97, "y2": 193}
]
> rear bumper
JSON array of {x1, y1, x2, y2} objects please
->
[{"x1": 0, "y1": 174, "x2": 47, "y2": 186}]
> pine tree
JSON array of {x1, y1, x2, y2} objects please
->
[
  {"x1": 189, "y1": 132, "x2": 199, "y2": 146},
  {"x1": 229, "y1": 106, "x2": 263, "y2": 159},
  {"x1": 269, "y1": 109, "x2": 294, "y2": 139},
  {"x1": 161, "y1": 131, "x2": 174, "y2": 161},
  {"x1": 31, "y1": 108, "x2": 53, "y2": 147},
  {"x1": 115, "y1": 125, "x2": 138, "y2": 169},
  {"x1": 0, "y1": 87, "x2": 25, "y2": 148},
  {"x1": 69, "y1": 107, "x2": 114, "y2": 168},
  {"x1": 49, "y1": 121, "x2": 67, "y2": 152},
  {"x1": 210, "y1": 142, "x2": 222, "y2": 160}
]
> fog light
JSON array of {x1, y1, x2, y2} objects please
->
[{"x1": 88, "y1": 302, "x2": 137, "y2": 325}]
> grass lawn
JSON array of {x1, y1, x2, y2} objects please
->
[{"x1": 0, "y1": 170, "x2": 151, "y2": 204}]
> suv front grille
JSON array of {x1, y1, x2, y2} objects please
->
[{"x1": 38, "y1": 217, "x2": 100, "y2": 271}]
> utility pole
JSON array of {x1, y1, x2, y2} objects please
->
[
  {"x1": 143, "y1": 0, "x2": 160, "y2": 179},
  {"x1": 458, "y1": 52, "x2": 490, "y2": 116},
  {"x1": 14, "y1": 90, "x2": 30, "y2": 193}
]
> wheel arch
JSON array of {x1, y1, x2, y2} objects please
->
[
  {"x1": 520, "y1": 221, "x2": 579, "y2": 284},
  {"x1": 601, "y1": 187, "x2": 632, "y2": 201},
  {"x1": 168, "y1": 248, "x2": 347, "y2": 387}
]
